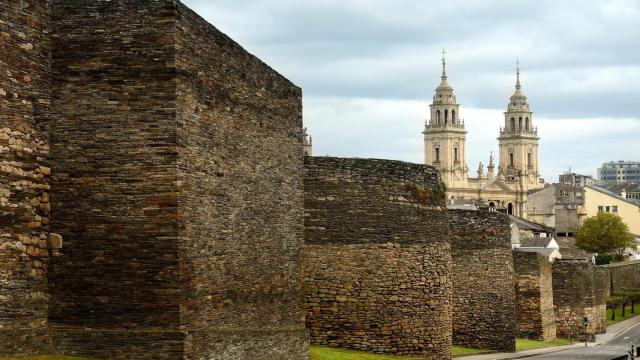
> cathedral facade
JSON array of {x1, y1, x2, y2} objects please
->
[{"x1": 423, "y1": 55, "x2": 544, "y2": 217}]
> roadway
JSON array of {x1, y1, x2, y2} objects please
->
[{"x1": 525, "y1": 322, "x2": 640, "y2": 359}]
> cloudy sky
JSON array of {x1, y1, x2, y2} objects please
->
[{"x1": 184, "y1": 0, "x2": 640, "y2": 182}]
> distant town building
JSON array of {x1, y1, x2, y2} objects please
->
[
  {"x1": 596, "y1": 182, "x2": 640, "y2": 205},
  {"x1": 583, "y1": 185, "x2": 640, "y2": 236},
  {"x1": 303, "y1": 127, "x2": 313, "y2": 156},
  {"x1": 424, "y1": 55, "x2": 543, "y2": 217},
  {"x1": 528, "y1": 184, "x2": 587, "y2": 238},
  {"x1": 558, "y1": 172, "x2": 601, "y2": 187},
  {"x1": 597, "y1": 161, "x2": 640, "y2": 183}
]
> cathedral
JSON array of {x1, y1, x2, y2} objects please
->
[{"x1": 423, "y1": 54, "x2": 544, "y2": 217}]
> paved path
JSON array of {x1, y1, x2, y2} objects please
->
[{"x1": 458, "y1": 315, "x2": 640, "y2": 360}]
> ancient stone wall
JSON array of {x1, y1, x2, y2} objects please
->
[
  {"x1": 0, "y1": 0, "x2": 53, "y2": 355},
  {"x1": 449, "y1": 209, "x2": 516, "y2": 352},
  {"x1": 513, "y1": 251, "x2": 556, "y2": 341},
  {"x1": 603, "y1": 260, "x2": 640, "y2": 294},
  {"x1": 303, "y1": 157, "x2": 452, "y2": 359},
  {"x1": 47, "y1": 1, "x2": 306, "y2": 358},
  {"x1": 552, "y1": 259, "x2": 606, "y2": 341},
  {"x1": 174, "y1": 3, "x2": 307, "y2": 359}
]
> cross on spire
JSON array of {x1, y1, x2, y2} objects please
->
[
  {"x1": 441, "y1": 47, "x2": 447, "y2": 79},
  {"x1": 516, "y1": 58, "x2": 521, "y2": 88}
]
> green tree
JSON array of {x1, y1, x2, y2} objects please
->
[{"x1": 575, "y1": 212, "x2": 636, "y2": 254}]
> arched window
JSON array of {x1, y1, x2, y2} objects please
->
[
  {"x1": 435, "y1": 147, "x2": 440, "y2": 162},
  {"x1": 444, "y1": 109, "x2": 449, "y2": 124},
  {"x1": 452, "y1": 110, "x2": 456, "y2": 124},
  {"x1": 519, "y1": 117, "x2": 523, "y2": 131},
  {"x1": 510, "y1": 118, "x2": 515, "y2": 132},
  {"x1": 436, "y1": 110, "x2": 440, "y2": 125},
  {"x1": 507, "y1": 203, "x2": 514, "y2": 215},
  {"x1": 509, "y1": 153, "x2": 514, "y2": 167},
  {"x1": 525, "y1": 117, "x2": 530, "y2": 131},
  {"x1": 489, "y1": 202, "x2": 496, "y2": 212}
]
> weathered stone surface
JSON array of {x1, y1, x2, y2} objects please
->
[
  {"x1": 514, "y1": 251, "x2": 556, "y2": 341},
  {"x1": 0, "y1": 0, "x2": 53, "y2": 355},
  {"x1": 602, "y1": 260, "x2": 640, "y2": 295},
  {"x1": 449, "y1": 209, "x2": 516, "y2": 352},
  {"x1": 46, "y1": 0, "x2": 306, "y2": 358},
  {"x1": 303, "y1": 157, "x2": 452, "y2": 359},
  {"x1": 552, "y1": 259, "x2": 606, "y2": 341}
]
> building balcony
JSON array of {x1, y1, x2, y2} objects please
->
[{"x1": 499, "y1": 126, "x2": 538, "y2": 136}]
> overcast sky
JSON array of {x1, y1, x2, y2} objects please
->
[{"x1": 184, "y1": 0, "x2": 640, "y2": 182}]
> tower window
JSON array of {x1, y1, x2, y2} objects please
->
[
  {"x1": 452, "y1": 110, "x2": 456, "y2": 125},
  {"x1": 509, "y1": 153, "x2": 514, "y2": 167},
  {"x1": 436, "y1": 110, "x2": 440, "y2": 125},
  {"x1": 444, "y1": 109, "x2": 448, "y2": 124},
  {"x1": 519, "y1": 117, "x2": 523, "y2": 131},
  {"x1": 510, "y1": 117, "x2": 515, "y2": 132},
  {"x1": 526, "y1": 117, "x2": 530, "y2": 131},
  {"x1": 527, "y1": 153, "x2": 532, "y2": 168},
  {"x1": 454, "y1": 147, "x2": 459, "y2": 163},
  {"x1": 435, "y1": 147, "x2": 440, "y2": 162}
]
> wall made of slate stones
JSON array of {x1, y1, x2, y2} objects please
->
[
  {"x1": 174, "y1": 3, "x2": 307, "y2": 359},
  {"x1": 552, "y1": 259, "x2": 606, "y2": 341},
  {"x1": 449, "y1": 209, "x2": 516, "y2": 352},
  {"x1": 602, "y1": 260, "x2": 640, "y2": 295},
  {"x1": 513, "y1": 251, "x2": 556, "y2": 341},
  {"x1": 47, "y1": 0, "x2": 184, "y2": 357},
  {"x1": 0, "y1": 0, "x2": 53, "y2": 355},
  {"x1": 303, "y1": 157, "x2": 452, "y2": 359}
]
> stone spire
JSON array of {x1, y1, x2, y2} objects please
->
[
  {"x1": 508, "y1": 59, "x2": 529, "y2": 111},
  {"x1": 487, "y1": 151, "x2": 495, "y2": 179},
  {"x1": 303, "y1": 127, "x2": 313, "y2": 156},
  {"x1": 436, "y1": 48, "x2": 452, "y2": 91}
]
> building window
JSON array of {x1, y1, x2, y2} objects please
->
[
  {"x1": 606, "y1": 206, "x2": 610, "y2": 212},
  {"x1": 454, "y1": 147, "x2": 459, "y2": 163},
  {"x1": 527, "y1": 153, "x2": 532, "y2": 168},
  {"x1": 526, "y1": 117, "x2": 530, "y2": 131},
  {"x1": 435, "y1": 147, "x2": 440, "y2": 162},
  {"x1": 598, "y1": 206, "x2": 604, "y2": 212},
  {"x1": 436, "y1": 110, "x2": 441, "y2": 125},
  {"x1": 519, "y1": 117, "x2": 523, "y2": 131},
  {"x1": 510, "y1": 117, "x2": 515, "y2": 131},
  {"x1": 509, "y1": 153, "x2": 514, "y2": 167},
  {"x1": 452, "y1": 110, "x2": 456, "y2": 124},
  {"x1": 612, "y1": 206, "x2": 618, "y2": 213},
  {"x1": 444, "y1": 109, "x2": 448, "y2": 124}
]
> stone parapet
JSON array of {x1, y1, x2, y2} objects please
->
[
  {"x1": 449, "y1": 209, "x2": 516, "y2": 351},
  {"x1": 0, "y1": 0, "x2": 53, "y2": 355},
  {"x1": 513, "y1": 251, "x2": 556, "y2": 341},
  {"x1": 303, "y1": 157, "x2": 451, "y2": 359}
]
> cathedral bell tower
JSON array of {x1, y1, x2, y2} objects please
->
[
  {"x1": 423, "y1": 50, "x2": 468, "y2": 189},
  {"x1": 497, "y1": 61, "x2": 542, "y2": 190}
]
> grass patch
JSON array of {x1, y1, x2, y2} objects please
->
[
  {"x1": 452, "y1": 345, "x2": 493, "y2": 357},
  {"x1": 515, "y1": 338, "x2": 572, "y2": 351},
  {"x1": 310, "y1": 346, "x2": 422, "y2": 360},
  {"x1": 607, "y1": 307, "x2": 640, "y2": 325}
]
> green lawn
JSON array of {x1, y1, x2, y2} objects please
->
[
  {"x1": 451, "y1": 346, "x2": 493, "y2": 357},
  {"x1": 607, "y1": 306, "x2": 640, "y2": 325},
  {"x1": 515, "y1": 338, "x2": 572, "y2": 351},
  {"x1": 310, "y1": 346, "x2": 421, "y2": 360}
]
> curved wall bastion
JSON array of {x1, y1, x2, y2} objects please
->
[{"x1": 303, "y1": 156, "x2": 452, "y2": 359}]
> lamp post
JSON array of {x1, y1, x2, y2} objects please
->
[{"x1": 583, "y1": 316, "x2": 589, "y2": 347}]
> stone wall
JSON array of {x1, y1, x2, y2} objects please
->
[
  {"x1": 602, "y1": 260, "x2": 640, "y2": 295},
  {"x1": 0, "y1": 0, "x2": 53, "y2": 355},
  {"x1": 449, "y1": 209, "x2": 516, "y2": 352},
  {"x1": 47, "y1": 1, "x2": 306, "y2": 358},
  {"x1": 303, "y1": 157, "x2": 452, "y2": 359},
  {"x1": 174, "y1": 3, "x2": 307, "y2": 359},
  {"x1": 552, "y1": 259, "x2": 606, "y2": 341},
  {"x1": 513, "y1": 251, "x2": 556, "y2": 341}
]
